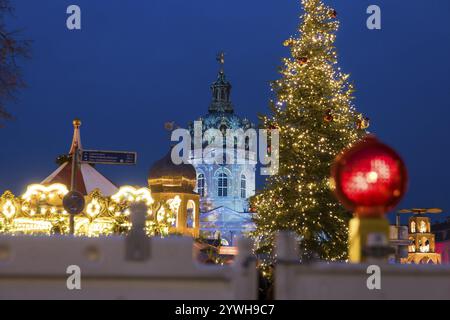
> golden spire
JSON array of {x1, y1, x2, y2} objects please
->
[
  {"x1": 69, "y1": 118, "x2": 82, "y2": 155},
  {"x1": 216, "y1": 51, "x2": 225, "y2": 72}
]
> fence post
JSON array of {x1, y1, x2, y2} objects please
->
[
  {"x1": 275, "y1": 231, "x2": 298, "y2": 300},
  {"x1": 233, "y1": 237, "x2": 257, "y2": 300},
  {"x1": 125, "y1": 202, "x2": 150, "y2": 261}
]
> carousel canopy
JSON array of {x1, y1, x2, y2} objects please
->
[{"x1": 41, "y1": 119, "x2": 118, "y2": 196}]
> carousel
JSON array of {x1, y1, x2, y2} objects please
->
[{"x1": 0, "y1": 120, "x2": 199, "y2": 237}]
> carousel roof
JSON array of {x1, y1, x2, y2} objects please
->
[{"x1": 41, "y1": 119, "x2": 118, "y2": 196}]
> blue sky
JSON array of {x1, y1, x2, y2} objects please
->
[{"x1": 1, "y1": 0, "x2": 449, "y2": 223}]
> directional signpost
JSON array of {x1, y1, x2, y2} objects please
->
[
  {"x1": 81, "y1": 150, "x2": 137, "y2": 165},
  {"x1": 67, "y1": 148, "x2": 137, "y2": 235},
  {"x1": 63, "y1": 191, "x2": 86, "y2": 235}
]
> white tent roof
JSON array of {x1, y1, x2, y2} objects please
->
[{"x1": 41, "y1": 120, "x2": 118, "y2": 196}]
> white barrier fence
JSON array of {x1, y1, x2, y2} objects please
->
[
  {"x1": 0, "y1": 234, "x2": 257, "y2": 300},
  {"x1": 275, "y1": 232, "x2": 450, "y2": 300},
  {"x1": 2, "y1": 227, "x2": 450, "y2": 300}
]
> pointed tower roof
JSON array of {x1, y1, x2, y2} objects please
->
[
  {"x1": 188, "y1": 53, "x2": 255, "y2": 137},
  {"x1": 209, "y1": 52, "x2": 233, "y2": 113},
  {"x1": 41, "y1": 119, "x2": 118, "y2": 196}
]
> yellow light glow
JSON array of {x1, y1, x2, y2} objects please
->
[
  {"x1": 1, "y1": 182, "x2": 184, "y2": 238},
  {"x1": 2, "y1": 200, "x2": 16, "y2": 219},
  {"x1": 111, "y1": 186, "x2": 154, "y2": 206},
  {"x1": 167, "y1": 196, "x2": 181, "y2": 214},
  {"x1": 22, "y1": 183, "x2": 69, "y2": 201},
  {"x1": 86, "y1": 198, "x2": 102, "y2": 218},
  {"x1": 11, "y1": 218, "x2": 53, "y2": 233},
  {"x1": 366, "y1": 171, "x2": 378, "y2": 183}
]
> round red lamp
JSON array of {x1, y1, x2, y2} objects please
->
[
  {"x1": 332, "y1": 135, "x2": 408, "y2": 262},
  {"x1": 331, "y1": 135, "x2": 408, "y2": 217}
]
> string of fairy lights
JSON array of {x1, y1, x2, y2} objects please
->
[
  {"x1": 0, "y1": 183, "x2": 178, "y2": 237},
  {"x1": 251, "y1": 0, "x2": 368, "y2": 264}
]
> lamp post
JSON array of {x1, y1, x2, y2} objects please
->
[{"x1": 331, "y1": 135, "x2": 408, "y2": 263}]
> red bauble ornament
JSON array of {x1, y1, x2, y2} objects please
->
[
  {"x1": 298, "y1": 57, "x2": 308, "y2": 65},
  {"x1": 283, "y1": 39, "x2": 294, "y2": 47},
  {"x1": 331, "y1": 135, "x2": 408, "y2": 217},
  {"x1": 357, "y1": 117, "x2": 370, "y2": 129},
  {"x1": 356, "y1": 120, "x2": 362, "y2": 130},
  {"x1": 324, "y1": 109, "x2": 333, "y2": 122},
  {"x1": 330, "y1": 10, "x2": 337, "y2": 18},
  {"x1": 324, "y1": 114, "x2": 333, "y2": 122}
]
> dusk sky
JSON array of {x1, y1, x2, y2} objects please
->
[{"x1": 0, "y1": 0, "x2": 449, "y2": 224}]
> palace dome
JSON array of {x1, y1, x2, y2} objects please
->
[
  {"x1": 188, "y1": 69, "x2": 254, "y2": 137},
  {"x1": 148, "y1": 149, "x2": 197, "y2": 194}
]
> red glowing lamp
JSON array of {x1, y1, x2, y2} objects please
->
[{"x1": 331, "y1": 135, "x2": 408, "y2": 217}]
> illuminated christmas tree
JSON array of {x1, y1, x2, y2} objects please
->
[{"x1": 252, "y1": 0, "x2": 368, "y2": 262}]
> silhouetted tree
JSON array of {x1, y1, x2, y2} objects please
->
[{"x1": 0, "y1": 0, "x2": 30, "y2": 126}]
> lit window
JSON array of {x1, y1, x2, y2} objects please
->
[
  {"x1": 411, "y1": 221, "x2": 416, "y2": 233},
  {"x1": 240, "y1": 174, "x2": 246, "y2": 198},
  {"x1": 186, "y1": 200, "x2": 196, "y2": 229},
  {"x1": 419, "y1": 221, "x2": 427, "y2": 233},
  {"x1": 218, "y1": 173, "x2": 228, "y2": 197},
  {"x1": 197, "y1": 173, "x2": 205, "y2": 197},
  {"x1": 420, "y1": 239, "x2": 430, "y2": 253}
]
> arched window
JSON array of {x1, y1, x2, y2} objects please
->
[
  {"x1": 419, "y1": 221, "x2": 427, "y2": 233},
  {"x1": 409, "y1": 237, "x2": 416, "y2": 253},
  {"x1": 197, "y1": 173, "x2": 205, "y2": 197},
  {"x1": 240, "y1": 174, "x2": 246, "y2": 199},
  {"x1": 218, "y1": 173, "x2": 228, "y2": 197},
  {"x1": 411, "y1": 221, "x2": 416, "y2": 233},
  {"x1": 245, "y1": 136, "x2": 250, "y2": 151},
  {"x1": 234, "y1": 136, "x2": 238, "y2": 162},
  {"x1": 166, "y1": 196, "x2": 181, "y2": 228},
  {"x1": 186, "y1": 200, "x2": 196, "y2": 229}
]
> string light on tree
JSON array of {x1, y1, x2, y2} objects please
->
[
  {"x1": 330, "y1": 9, "x2": 338, "y2": 19},
  {"x1": 251, "y1": 0, "x2": 368, "y2": 267}
]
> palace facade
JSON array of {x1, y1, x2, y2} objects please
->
[{"x1": 188, "y1": 63, "x2": 256, "y2": 246}]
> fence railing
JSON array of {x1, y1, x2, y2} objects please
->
[
  {"x1": 0, "y1": 234, "x2": 257, "y2": 300},
  {"x1": 274, "y1": 232, "x2": 450, "y2": 300},
  {"x1": 2, "y1": 222, "x2": 450, "y2": 300}
]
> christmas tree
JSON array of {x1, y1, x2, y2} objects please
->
[{"x1": 252, "y1": 0, "x2": 368, "y2": 262}]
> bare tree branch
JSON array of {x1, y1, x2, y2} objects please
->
[{"x1": 0, "y1": 0, "x2": 30, "y2": 127}]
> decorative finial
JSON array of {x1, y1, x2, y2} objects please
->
[
  {"x1": 164, "y1": 121, "x2": 175, "y2": 132},
  {"x1": 164, "y1": 121, "x2": 178, "y2": 147},
  {"x1": 216, "y1": 52, "x2": 225, "y2": 71},
  {"x1": 69, "y1": 118, "x2": 83, "y2": 154},
  {"x1": 73, "y1": 118, "x2": 82, "y2": 128}
]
